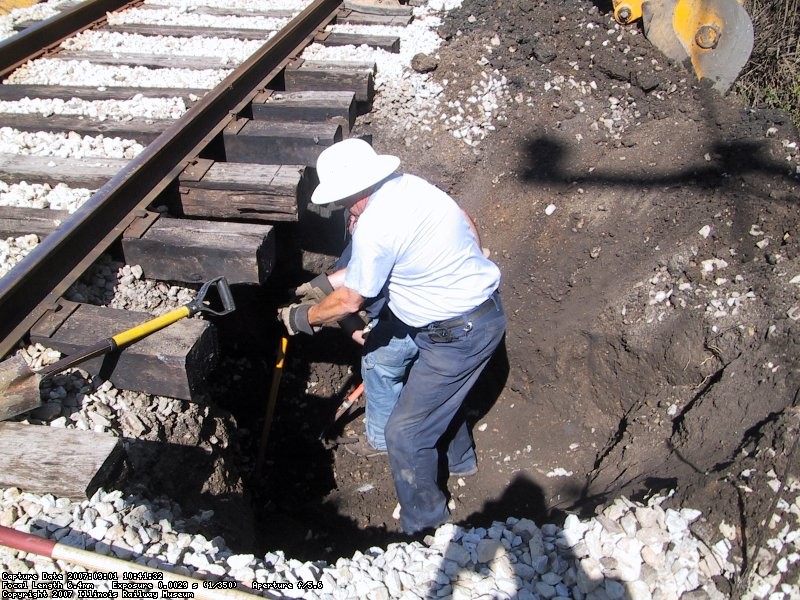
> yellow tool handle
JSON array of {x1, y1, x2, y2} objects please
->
[
  {"x1": 275, "y1": 335, "x2": 287, "y2": 369},
  {"x1": 255, "y1": 336, "x2": 289, "y2": 474},
  {"x1": 111, "y1": 305, "x2": 191, "y2": 347}
]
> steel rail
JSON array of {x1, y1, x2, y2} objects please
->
[
  {"x1": 0, "y1": 0, "x2": 342, "y2": 358},
  {"x1": 0, "y1": 0, "x2": 135, "y2": 78}
]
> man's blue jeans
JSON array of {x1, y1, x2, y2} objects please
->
[
  {"x1": 334, "y1": 244, "x2": 395, "y2": 449},
  {"x1": 383, "y1": 294, "x2": 506, "y2": 534},
  {"x1": 362, "y1": 325, "x2": 417, "y2": 450}
]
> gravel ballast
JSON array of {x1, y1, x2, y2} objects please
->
[{"x1": 0, "y1": 0, "x2": 797, "y2": 598}]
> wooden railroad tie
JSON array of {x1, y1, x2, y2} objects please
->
[
  {"x1": 343, "y1": 0, "x2": 414, "y2": 17},
  {"x1": 53, "y1": 50, "x2": 244, "y2": 71},
  {"x1": 1, "y1": 112, "x2": 173, "y2": 145},
  {"x1": 314, "y1": 31, "x2": 400, "y2": 53},
  {"x1": 0, "y1": 206, "x2": 71, "y2": 239},
  {"x1": 103, "y1": 24, "x2": 400, "y2": 54},
  {"x1": 336, "y1": 9, "x2": 413, "y2": 26},
  {"x1": 0, "y1": 422, "x2": 123, "y2": 500},
  {"x1": 251, "y1": 90, "x2": 357, "y2": 135},
  {"x1": 223, "y1": 117, "x2": 343, "y2": 167},
  {"x1": 284, "y1": 59, "x2": 376, "y2": 106},
  {"x1": 29, "y1": 299, "x2": 217, "y2": 402},
  {"x1": 122, "y1": 211, "x2": 275, "y2": 286},
  {"x1": 177, "y1": 159, "x2": 306, "y2": 223},
  {"x1": 138, "y1": 3, "x2": 297, "y2": 19},
  {"x1": 105, "y1": 23, "x2": 277, "y2": 40},
  {"x1": 0, "y1": 154, "x2": 126, "y2": 189},
  {"x1": 0, "y1": 84, "x2": 206, "y2": 103}
]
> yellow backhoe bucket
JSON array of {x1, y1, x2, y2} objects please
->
[{"x1": 613, "y1": 0, "x2": 754, "y2": 93}]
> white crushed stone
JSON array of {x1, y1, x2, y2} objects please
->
[
  {"x1": 0, "y1": 180, "x2": 93, "y2": 213},
  {"x1": 0, "y1": 128, "x2": 144, "y2": 159},
  {"x1": 0, "y1": 480, "x2": 743, "y2": 600},
  {"x1": 0, "y1": 96, "x2": 188, "y2": 121},
  {"x1": 0, "y1": 234, "x2": 39, "y2": 278},
  {"x1": 4, "y1": 59, "x2": 230, "y2": 89}
]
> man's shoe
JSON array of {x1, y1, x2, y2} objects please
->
[
  {"x1": 449, "y1": 465, "x2": 478, "y2": 477},
  {"x1": 343, "y1": 436, "x2": 387, "y2": 458}
]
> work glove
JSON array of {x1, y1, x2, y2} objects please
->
[
  {"x1": 278, "y1": 303, "x2": 317, "y2": 336},
  {"x1": 294, "y1": 273, "x2": 334, "y2": 304}
]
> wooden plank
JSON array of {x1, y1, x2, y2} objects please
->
[
  {"x1": 181, "y1": 160, "x2": 303, "y2": 191},
  {"x1": 0, "y1": 422, "x2": 123, "y2": 499},
  {"x1": 29, "y1": 300, "x2": 218, "y2": 401},
  {"x1": 54, "y1": 49, "x2": 241, "y2": 71},
  {"x1": 177, "y1": 161, "x2": 303, "y2": 222},
  {"x1": 0, "y1": 153, "x2": 125, "y2": 188},
  {"x1": 223, "y1": 118, "x2": 342, "y2": 167},
  {"x1": 142, "y1": 3, "x2": 297, "y2": 18},
  {"x1": 251, "y1": 90, "x2": 356, "y2": 133},
  {"x1": 337, "y1": 11, "x2": 412, "y2": 26},
  {"x1": 107, "y1": 23, "x2": 275, "y2": 41},
  {"x1": 285, "y1": 60, "x2": 375, "y2": 104},
  {"x1": 0, "y1": 206, "x2": 72, "y2": 239},
  {"x1": 343, "y1": 1, "x2": 413, "y2": 16},
  {"x1": 321, "y1": 32, "x2": 400, "y2": 53},
  {"x1": 122, "y1": 214, "x2": 275, "y2": 285},
  {"x1": 0, "y1": 84, "x2": 206, "y2": 103},
  {"x1": 178, "y1": 188, "x2": 298, "y2": 222},
  {"x1": 104, "y1": 25, "x2": 396, "y2": 52},
  {"x1": 0, "y1": 112, "x2": 173, "y2": 143}
]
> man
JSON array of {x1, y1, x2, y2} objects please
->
[{"x1": 279, "y1": 138, "x2": 506, "y2": 534}]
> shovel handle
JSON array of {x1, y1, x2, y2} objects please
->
[{"x1": 111, "y1": 305, "x2": 191, "y2": 346}]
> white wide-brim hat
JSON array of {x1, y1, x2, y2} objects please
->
[{"x1": 311, "y1": 138, "x2": 400, "y2": 205}]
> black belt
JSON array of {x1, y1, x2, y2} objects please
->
[
  {"x1": 429, "y1": 290, "x2": 500, "y2": 330},
  {"x1": 381, "y1": 290, "x2": 500, "y2": 331}
]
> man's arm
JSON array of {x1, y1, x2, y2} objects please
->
[
  {"x1": 307, "y1": 286, "x2": 364, "y2": 326},
  {"x1": 461, "y1": 208, "x2": 482, "y2": 247},
  {"x1": 326, "y1": 269, "x2": 346, "y2": 289}
]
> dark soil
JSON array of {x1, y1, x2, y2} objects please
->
[{"x1": 166, "y1": 0, "x2": 800, "y2": 589}]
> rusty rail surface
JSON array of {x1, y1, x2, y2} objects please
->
[{"x1": 0, "y1": 0, "x2": 342, "y2": 358}]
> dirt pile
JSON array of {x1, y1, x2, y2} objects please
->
[{"x1": 248, "y1": 0, "x2": 800, "y2": 590}]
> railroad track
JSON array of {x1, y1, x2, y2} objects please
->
[{"x1": 0, "y1": 0, "x2": 416, "y2": 495}]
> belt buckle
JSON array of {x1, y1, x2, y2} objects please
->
[{"x1": 429, "y1": 325, "x2": 452, "y2": 343}]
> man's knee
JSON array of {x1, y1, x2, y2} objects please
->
[{"x1": 384, "y1": 414, "x2": 408, "y2": 453}]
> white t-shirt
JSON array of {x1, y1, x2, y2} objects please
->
[{"x1": 343, "y1": 174, "x2": 501, "y2": 326}]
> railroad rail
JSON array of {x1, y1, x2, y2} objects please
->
[{"x1": 0, "y1": 0, "x2": 343, "y2": 360}]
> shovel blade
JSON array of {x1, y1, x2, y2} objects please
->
[{"x1": 0, "y1": 355, "x2": 43, "y2": 421}]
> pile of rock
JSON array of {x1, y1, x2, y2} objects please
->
[{"x1": 1, "y1": 484, "x2": 736, "y2": 599}]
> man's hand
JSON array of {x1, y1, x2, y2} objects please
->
[
  {"x1": 278, "y1": 303, "x2": 317, "y2": 335},
  {"x1": 294, "y1": 273, "x2": 333, "y2": 304}
]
